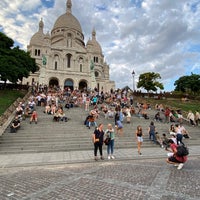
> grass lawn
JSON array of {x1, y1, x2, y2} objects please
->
[
  {"x1": 0, "y1": 90, "x2": 26, "y2": 115},
  {"x1": 139, "y1": 98, "x2": 200, "y2": 116}
]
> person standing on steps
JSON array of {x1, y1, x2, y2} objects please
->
[
  {"x1": 114, "y1": 110, "x2": 124, "y2": 136},
  {"x1": 148, "y1": 121, "x2": 156, "y2": 144},
  {"x1": 105, "y1": 123, "x2": 115, "y2": 160},
  {"x1": 135, "y1": 125, "x2": 143, "y2": 155},
  {"x1": 92, "y1": 123, "x2": 105, "y2": 161},
  {"x1": 175, "y1": 124, "x2": 184, "y2": 146}
]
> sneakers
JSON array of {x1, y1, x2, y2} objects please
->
[
  {"x1": 177, "y1": 163, "x2": 184, "y2": 170},
  {"x1": 94, "y1": 156, "x2": 98, "y2": 161},
  {"x1": 95, "y1": 156, "x2": 105, "y2": 161},
  {"x1": 108, "y1": 156, "x2": 111, "y2": 160},
  {"x1": 111, "y1": 155, "x2": 115, "y2": 159}
]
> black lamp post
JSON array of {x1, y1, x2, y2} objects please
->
[{"x1": 132, "y1": 70, "x2": 135, "y2": 91}]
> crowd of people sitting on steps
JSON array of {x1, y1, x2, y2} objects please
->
[
  {"x1": 10, "y1": 84, "x2": 199, "y2": 135},
  {"x1": 10, "y1": 97, "x2": 39, "y2": 133}
]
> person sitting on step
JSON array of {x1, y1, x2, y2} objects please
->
[
  {"x1": 87, "y1": 114, "x2": 97, "y2": 129},
  {"x1": 58, "y1": 107, "x2": 68, "y2": 122},
  {"x1": 30, "y1": 110, "x2": 38, "y2": 124},
  {"x1": 10, "y1": 115, "x2": 21, "y2": 133},
  {"x1": 154, "y1": 111, "x2": 162, "y2": 122}
]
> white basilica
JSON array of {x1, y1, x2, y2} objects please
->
[{"x1": 23, "y1": 0, "x2": 115, "y2": 92}]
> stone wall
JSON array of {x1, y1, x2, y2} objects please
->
[{"x1": 0, "y1": 91, "x2": 31, "y2": 136}]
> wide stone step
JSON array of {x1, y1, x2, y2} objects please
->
[
  {"x1": 0, "y1": 141, "x2": 158, "y2": 154},
  {"x1": 0, "y1": 137, "x2": 151, "y2": 146},
  {"x1": 0, "y1": 136, "x2": 193, "y2": 154}
]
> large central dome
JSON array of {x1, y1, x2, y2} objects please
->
[
  {"x1": 52, "y1": 0, "x2": 82, "y2": 33},
  {"x1": 53, "y1": 12, "x2": 82, "y2": 32}
]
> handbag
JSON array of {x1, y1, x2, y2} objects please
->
[{"x1": 104, "y1": 137, "x2": 111, "y2": 145}]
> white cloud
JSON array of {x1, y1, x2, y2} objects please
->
[{"x1": 0, "y1": 0, "x2": 200, "y2": 91}]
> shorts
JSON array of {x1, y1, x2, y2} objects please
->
[
  {"x1": 137, "y1": 136, "x2": 143, "y2": 142},
  {"x1": 168, "y1": 156, "x2": 182, "y2": 163}
]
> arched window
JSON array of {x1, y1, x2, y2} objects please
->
[
  {"x1": 55, "y1": 61, "x2": 57, "y2": 70},
  {"x1": 64, "y1": 79, "x2": 74, "y2": 90},
  {"x1": 54, "y1": 55, "x2": 59, "y2": 70},
  {"x1": 80, "y1": 64, "x2": 82, "y2": 72},
  {"x1": 67, "y1": 54, "x2": 71, "y2": 68},
  {"x1": 34, "y1": 49, "x2": 41, "y2": 56},
  {"x1": 67, "y1": 33, "x2": 72, "y2": 47},
  {"x1": 95, "y1": 71, "x2": 99, "y2": 77},
  {"x1": 93, "y1": 56, "x2": 98, "y2": 63}
]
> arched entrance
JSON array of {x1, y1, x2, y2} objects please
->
[
  {"x1": 49, "y1": 78, "x2": 59, "y2": 88},
  {"x1": 64, "y1": 79, "x2": 74, "y2": 90},
  {"x1": 79, "y1": 80, "x2": 87, "y2": 91}
]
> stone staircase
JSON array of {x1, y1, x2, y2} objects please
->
[{"x1": 0, "y1": 103, "x2": 199, "y2": 154}]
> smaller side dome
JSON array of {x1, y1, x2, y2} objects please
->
[
  {"x1": 86, "y1": 38, "x2": 93, "y2": 46},
  {"x1": 30, "y1": 19, "x2": 45, "y2": 45},
  {"x1": 86, "y1": 29, "x2": 102, "y2": 54}
]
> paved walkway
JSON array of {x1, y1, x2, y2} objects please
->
[
  {"x1": 0, "y1": 155, "x2": 200, "y2": 199},
  {"x1": 0, "y1": 145, "x2": 199, "y2": 168}
]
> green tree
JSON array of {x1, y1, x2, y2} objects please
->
[
  {"x1": 174, "y1": 73, "x2": 200, "y2": 94},
  {"x1": 0, "y1": 32, "x2": 14, "y2": 49},
  {"x1": 137, "y1": 72, "x2": 164, "y2": 92},
  {"x1": 0, "y1": 32, "x2": 38, "y2": 85}
]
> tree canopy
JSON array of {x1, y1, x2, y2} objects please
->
[
  {"x1": 174, "y1": 73, "x2": 200, "y2": 94},
  {"x1": 0, "y1": 32, "x2": 38, "y2": 84},
  {"x1": 137, "y1": 72, "x2": 164, "y2": 92}
]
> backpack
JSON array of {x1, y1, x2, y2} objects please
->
[{"x1": 176, "y1": 145, "x2": 189, "y2": 156}]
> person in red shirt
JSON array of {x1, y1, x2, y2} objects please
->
[
  {"x1": 30, "y1": 110, "x2": 38, "y2": 124},
  {"x1": 166, "y1": 139, "x2": 187, "y2": 170}
]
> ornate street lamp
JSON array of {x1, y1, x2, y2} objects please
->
[{"x1": 132, "y1": 70, "x2": 135, "y2": 91}]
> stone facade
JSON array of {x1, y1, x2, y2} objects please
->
[{"x1": 23, "y1": 0, "x2": 115, "y2": 92}]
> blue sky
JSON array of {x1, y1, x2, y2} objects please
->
[{"x1": 0, "y1": 0, "x2": 200, "y2": 92}]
